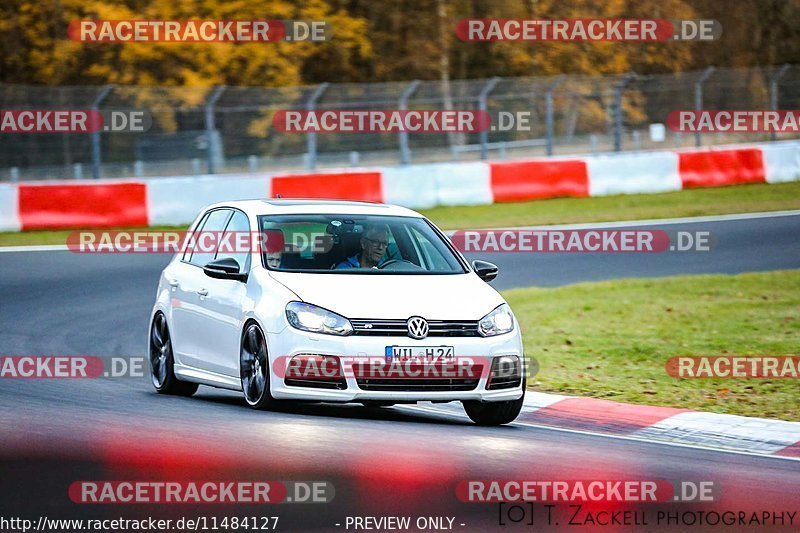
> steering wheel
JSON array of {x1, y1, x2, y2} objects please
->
[{"x1": 376, "y1": 259, "x2": 422, "y2": 271}]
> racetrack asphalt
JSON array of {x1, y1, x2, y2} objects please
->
[
  {"x1": 465, "y1": 210, "x2": 800, "y2": 288},
  {"x1": 0, "y1": 211, "x2": 798, "y2": 527}
]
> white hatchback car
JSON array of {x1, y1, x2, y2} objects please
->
[{"x1": 149, "y1": 199, "x2": 525, "y2": 425}]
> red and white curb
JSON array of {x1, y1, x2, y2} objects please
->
[{"x1": 516, "y1": 392, "x2": 800, "y2": 458}]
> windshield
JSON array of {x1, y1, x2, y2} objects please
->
[{"x1": 258, "y1": 214, "x2": 466, "y2": 274}]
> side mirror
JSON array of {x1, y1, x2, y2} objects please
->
[
  {"x1": 472, "y1": 260, "x2": 498, "y2": 283},
  {"x1": 203, "y1": 257, "x2": 247, "y2": 282}
]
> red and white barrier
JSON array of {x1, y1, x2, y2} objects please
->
[
  {"x1": 18, "y1": 181, "x2": 148, "y2": 230},
  {"x1": 762, "y1": 142, "x2": 800, "y2": 183},
  {"x1": 381, "y1": 165, "x2": 441, "y2": 209},
  {"x1": 490, "y1": 158, "x2": 589, "y2": 202},
  {"x1": 2, "y1": 141, "x2": 799, "y2": 231},
  {"x1": 587, "y1": 151, "x2": 681, "y2": 196},
  {"x1": 0, "y1": 184, "x2": 20, "y2": 231},
  {"x1": 270, "y1": 170, "x2": 383, "y2": 203},
  {"x1": 146, "y1": 174, "x2": 269, "y2": 226},
  {"x1": 678, "y1": 147, "x2": 765, "y2": 188}
]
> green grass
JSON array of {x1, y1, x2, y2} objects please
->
[
  {"x1": 421, "y1": 181, "x2": 800, "y2": 230},
  {"x1": 0, "y1": 225, "x2": 187, "y2": 247},
  {"x1": 2, "y1": 181, "x2": 799, "y2": 246},
  {"x1": 505, "y1": 270, "x2": 800, "y2": 421}
]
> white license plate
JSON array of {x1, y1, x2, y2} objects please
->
[{"x1": 386, "y1": 346, "x2": 454, "y2": 362}]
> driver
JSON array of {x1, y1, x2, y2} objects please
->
[{"x1": 335, "y1": 223, "x2": 390, "y2": 269}]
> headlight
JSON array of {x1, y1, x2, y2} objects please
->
[
  {"x1": 478, "y1": 303, "x2": 515, "y2": 337},
  {"x1": 285, "y1": 302, "x2": 353, "y2": 336}
]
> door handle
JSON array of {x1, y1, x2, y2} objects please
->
[{"x1": 197, "y1": 289, "x2": 209, "y2": 297}]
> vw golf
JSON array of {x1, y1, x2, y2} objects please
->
[{"x1": 149, "y1": 199, "x2": 525, "y2": 425}]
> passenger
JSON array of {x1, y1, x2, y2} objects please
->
[
  {"x1": 263, "y1": 229, "x2": 284, "y2": 269},
  {"x1": 335, "y1": 224, "x2": 390, "y2": 269},
  {"x1": 266, "y1": 251, "x2": 282, "y2": 269}
]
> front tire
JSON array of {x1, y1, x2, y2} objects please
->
[
  {"x1": 149, "y1": 312, "x2": 198, "y2": 396},
  {"x1": 462, "y1": 381, "x2": 525, "y2": 426},
  {"x1": 240, "y1": 322, "x2": 279, "y2": 410}
]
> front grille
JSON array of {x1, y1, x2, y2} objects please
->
[
  {"x1": 356, "y1": 378, "x2": 479, "y2": 392},
  {"x1": 350, "y1": 319, "x2": 480, "y2": 337}
]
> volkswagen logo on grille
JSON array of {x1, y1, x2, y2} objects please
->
[{"x1": 407, "y1": 316, "x2": 429, "y2": 339}]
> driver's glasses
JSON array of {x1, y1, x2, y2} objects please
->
[{"x1": 364, "y1": 237, "x2": 389, "y2": 249}]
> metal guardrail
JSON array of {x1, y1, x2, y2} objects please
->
[
  {"x1": 451, "y1": 139, "x2": 548, "y2": 160},
  {"x1": 1, "y1": 65, "x2": 799, "y2": 180}
]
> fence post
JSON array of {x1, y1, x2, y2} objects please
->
[
  {"x1": 205, "y1": 85, "x2": 226, "y2": 174},
  {"x1": 613, "y1": 73, "x2": 636, "y2": 153},
  {"x1": 694, "y1": 67, "x2": 715, "y2": 147},
  {"x1": 770, "y1": 64, "x2": 790, "y2": 142},
  {"x1": 90, "y1": 85, "x2": 114, "y2": 180},
  {"x1": 398, "y1": 80, "x2": 421, "y2": 165},
  {"x1": 478, "y1": 77, "x2": 501, "y2": 160},
  {"x1": 632, "y1": 130, "x2": 641, "y2": 150},
  {"x1": 545, "y1": 75, "x2": 566, "y2": 156},
  {"x1": 305, "y1": 83, "x2": 329, "y2": 170}
]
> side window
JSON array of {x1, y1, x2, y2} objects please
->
[
  {"x1": 182, "y1": 211, "x2": 210, "y2": 262},
  {"x1": 189, "y1": 209, "x2": 232, "y2": 267},
  {"x1": 216, "y1": 210, "x2": 250, "y2": 270}
]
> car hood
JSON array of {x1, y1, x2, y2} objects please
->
[{"x1": 267, "y1": 271, "x2": 505, "y2": 320}]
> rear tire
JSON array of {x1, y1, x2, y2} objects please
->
[
  {"x1": 149, "y1": 312, "x2": 198, "y2": 397},
  {"x1": 462, "y1": 380, "x2": 525, "y2": 426},
  {"x1": 240, "y1": 322, "x2": 280, "y2": 410}
]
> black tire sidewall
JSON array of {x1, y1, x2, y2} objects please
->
[
  {"x1": 241, "y1": 322, "x2": 277, "y2": 410},
  {"x1": 150, "y1": 313, "x2": 198, "y2": 396},
  {"x1": 463, "y1": 378, "x2": 526, "y2": 425}
]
